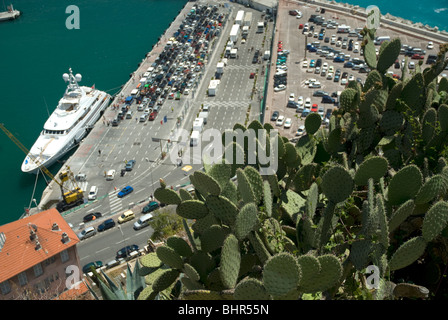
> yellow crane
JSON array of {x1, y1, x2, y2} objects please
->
[{"x1": 0, "y1": 123, "x2": 84, "y2": 210}]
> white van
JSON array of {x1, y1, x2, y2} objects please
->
[
  {"x1": 88, "y1": 186, "x2": 98, "y2": 200},
  {"x1": 106, "y1": 170, "x2": 116, "y2": 181},
  {"x1": 374, "y1": 36, "x2": 390, "y2": 45},
  {"x1": 133, "y1": 213, "x2": 154, "y2": 230}
]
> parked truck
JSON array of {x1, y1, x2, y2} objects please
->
[
  {"x1": 216, "y1": 62, "x2": 224, "y2": 74},
  {"x1": 242, "y1": 26, "x2": 249, "y2": 35},
  {"x1": 243, "y1": 12, "x2": 252, "y2": 27},
  {"x1": 256, "y1": 22, "x2": 264, "y2": 33},
  {"x1": 193, "y1": 117, "x2": 205, "y2": 133},
  {"x1": 230, "y1": 24, "x2": 240, "y2": 42},
  {"x1": 235, "y1": 10, "x2": 244, "y2": 25},
  {"x1": 230, "y1": 48, "x2": 238, "y2": 59},
  {"x1": 198, "y1": 111, "x2": 209, "y2": 125},
  {"x1": 190, "y1": 131, "x2": 200, "y2": 147},
  {"x1": 208, "y1": 80, "x2": 220, "y2": 96}
]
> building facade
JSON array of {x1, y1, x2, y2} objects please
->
[{"x1": 0, "y1": 208, "x2": 84, "y2": 300}]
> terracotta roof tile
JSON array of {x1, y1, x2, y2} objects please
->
[{"x1": 0, "y1": 208, "x2": 79, "y2": 283}]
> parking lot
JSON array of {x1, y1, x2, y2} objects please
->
[{"x1": 264, "y1": 0, "x2": 442, "y2": 140}]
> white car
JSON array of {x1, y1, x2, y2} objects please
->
[
  {"x1": 289, "y1": 93, "x2": 295, "y2": 102},
  {"x1": 276, "y1": 115, "x2": 285, "y2": 126},
  {"x1": 305, "y1": 78, "x2": 317, "y2": 85},
  {"x1": 326, "y1": 73, "x2": 334, "y2": 80},
  {"x1": 274, "y1": 84, "x2": 286, "y2": 92},
  {"x1": 348, "y1": 75, "x2": 355, "y2": 81},
  {"x1": 304, "y1": 97, "x2": 312, "y2": 109},
  {"x1": 408, "y1": 61, "x2": 415, "y2": 69},
  {"x1": 336, "y1": 41, "x2": 342, "y2": 47},
  {"x1": 341, "y1": 78, "x2": 348, "y2": 85},
  {"x1": 284, "y1": 118, "x2": 292, "y2": 129},
  {"x1": 309, "y1": 81, "x2": 321, "y2": 88},
  {"x1": 297, "y1": 96, "x2": 304, "y2": 106},
  {"x1": 303, "y1": 61, "x2": 308, "y2": 68},
  {"x1": 296, "y1": 125, "x2": 306, "y2": 136},
  {"x1": 427, "y1": 41, "x2": 434, "y2": 49},
  {"x1": 318, "y1": 107, "x2": 325, "y2": 119}
]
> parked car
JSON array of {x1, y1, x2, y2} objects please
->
[
  {"x1": 118, "y1": 186, "x2": 134, "y2": 198},
  {"x1": 118, "y1": 210, "x2": 135, "y2": 224},
  {"x1": 125, "y1": 160, "x2": 136, "y2": 171},
  {"x1": 284, "y1": 118, "x2": 292, "y2": 129},
  {"x1": 274, "y1": 84, "x2": 286, "y2": 92},
  {"x1": 116, "y1": 245, "x2": 139, "y2": 260},
  {"x1": 296, "y1": 125, "x2": 306, "y2": 136},
  {"x1": 311, "y1": 104, "x2": 318, "y2": 113},
  {"x1": 142, "y1": 201, "x2": 160, "y2": 214},
  {"x1": 322, "y1": 95, "x2": 335, "y2": 103},
  {"x1": 77, "y1": 226, "x2": 97, "y2": 241},
  {"x1": 276, "y1": 115, "x2": 285, "y2": 126},
  {"x1": 133, "y1": 213, "x2": 154, "y2": 230},
  {"x1": 98, "y1": 218, "x2": 116, "y2": 232},
  {"x1": 83, "y1": 212, "x2": 102, "y2": 223},
  {"x1": 82, "y1": 261, "x2": 103, "y2": 274},
  {"x1": 271, "y1": 111, "x2": 280, "y2": 121},
  {"x1": 313, "y1": 90, "x2": 329, "y2": 97}
]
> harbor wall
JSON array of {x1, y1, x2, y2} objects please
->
[{"x1": 294, "y1": 0, "x2": 448, "y2": 43}]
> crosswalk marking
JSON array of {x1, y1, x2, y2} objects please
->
[{"x1": 108, "y1": 189, "x2": 122, "y2": 213}]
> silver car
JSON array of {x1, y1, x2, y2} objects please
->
[{"x1": 77, "y1": 226, "x2": 97, "y2": 240}]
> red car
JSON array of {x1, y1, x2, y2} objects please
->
[
  {"x1": 299, "y1": 24, "x2": 304, "y2": 29},
  {"x1": 411, "y1": 53, "x2": 424, "y2": 60},
  {"x1": 250, "y1": 72, "x2": 255, "y2": 79},
  {"x1": 148, "y1": 112, "x2": 157, "y2": 121},
  {"x1": 311, "y1": 104, "x2": 318, "y2": 113}
]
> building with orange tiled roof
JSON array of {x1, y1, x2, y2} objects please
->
[{"x1": 0, "y1": 208, "x2": 83, "y2": 300}]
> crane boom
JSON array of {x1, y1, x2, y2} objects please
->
[
  {"x1": 0, "y1": 123, "x2": 84, "y2": 209},
  {"x1": 0, "y1": 123, "x2": 61, "y2": 187}
]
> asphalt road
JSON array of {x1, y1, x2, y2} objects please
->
[{"x1": 58, "y1": 2, "x2": 274, "y2": 269}]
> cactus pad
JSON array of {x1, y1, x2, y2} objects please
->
[
  {"x1": 183, "y1": 263, "x2": 200, "y2": 282},
  {"x1": 235, "y1": 203, "x2": 259, "y2": 240},
  {"x1": 415, "y1": 175, "x2": 447, "y2": 204},
  {"x1": 206, "y1": 194, "x2": 239, "y2": 225},
  {"x1": 387, "y1": 164, "x2": 423, "y2": 205},
  {"x1": 220, "y1": 234, "x2": 241, "y2": 289},
  {"x1": 140, "y1": 252, "x2": 162, "y2": 269},
  {"x1": 236, "y1": 168, "x2": 257, "y2": 204},
  {"x1": 422, "y1": 201, "x2": 448, "y2": 242},
  {"x1": 154, "y1": 187, "x2": 182, "y2": 205},
  {"x1": 244, "y1": 166, "x2": 264, "y2": 203},
  {"x1": 176, "y1": 200, "x2": 209, "y2": 219},
  {"x1": 152, "y1": 269, "x2": 180, "y2": 292},
  {"x1": 389, "y1": 236, "x2": 427, "y2": 271},
  {"x1": 199, "y1": 224, "x2": 226, "y2": 253},
  {"x1": 304, "y1": 112, "x2": 322, "y2": 135},
  {"x1": 156, "y1": 246, "x2": 184, "y2": 270},
  {"x1": 321, "y1": 165, "x2": 354, "y2": 203},
  {"x1": 191, "y1": 171, "x2": 222, "y2": 197},
  {"x1": 377, "y1": 38, "x2": 401, "y2": 73},
  {"x1": 234, "y1": 278, "x2": 271, "y2": 300},
  {"x1": 354, "y1": 156, "x2": 388, "y2": 186},
  {"x1": 166, "y1": 236, "x2": 193, "y2": 258},
  {"x1": 263, "y1": 253, "x2": 301, "y2": 297}
]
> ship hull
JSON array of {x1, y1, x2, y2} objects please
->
[{"x1": 22, "y1": 94, "x2": 111, "y2": 174}]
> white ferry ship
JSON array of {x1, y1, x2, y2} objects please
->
[{"x1": 22, "y1": 68, "x2": 111, "y2": 174}]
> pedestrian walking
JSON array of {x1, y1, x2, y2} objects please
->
[{"x1": 98, "y1": 149, "x2": 101, "y2": 155}]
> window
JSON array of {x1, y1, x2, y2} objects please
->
[
  {"x1": 45, "y1": 256, "x2": 56, "y2": 266},
  {"x1": 60, "y1": 249, "x2": 69, "y2": 263},
  {"x1": 18, "y1": 272, "x2": 28, "y2": 286},
  {"x1": 33, "y1": 263, "x2": 43, "y2": 278},
  {"x1": 0, "y1": 281, "x2": 11, "y2": 295}
]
